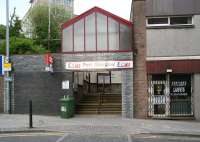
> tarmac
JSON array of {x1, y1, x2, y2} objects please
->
[{"x1": 0, "y1": 114, "x2": 200, "y2": 136}]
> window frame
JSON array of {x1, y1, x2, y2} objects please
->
[
  {"x1": 146, "y1": 16, "x2": 193, "y2": 27},
  {"x1": 169, "y1": 16, "x2": 193, "y2": 26},
  {"x1": 146, "y1": 17, "x2": 170, "y2": 27}
]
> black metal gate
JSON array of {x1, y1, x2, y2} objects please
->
[{"x1": 148, "y1": 74, "x2": 193, "y2": 118}]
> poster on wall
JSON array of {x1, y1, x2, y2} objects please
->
[{"x1": 170, "y1": 75, "x2": 191, "y2": 96}]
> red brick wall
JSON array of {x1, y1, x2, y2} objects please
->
[
  {"x1": 0, "y1": 77, "x2": 4, "y2": 113},
  {"x1": 132, "y1": 0, "x2": 148, "y2": 119}
]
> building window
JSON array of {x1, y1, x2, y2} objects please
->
[
  {"x1": 170, "y1": 16, "x2": 192, "y2": 25},
  {"x1": 147, "y1": 16, "x2": 193, "y2": 27},
  {"x1": 147, "y1": 17, "x2": 169, "y2": 26},
  {"x1": 64, "y1": 0, "x2": 72, "y2": 7}
]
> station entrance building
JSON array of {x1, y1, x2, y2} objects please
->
[{"x1": 61, "y1": 7, "x2": 134, "y2": 118}]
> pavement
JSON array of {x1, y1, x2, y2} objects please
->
[{"x1": 0, "y1": 114, "x2": 200, "y2": 136}]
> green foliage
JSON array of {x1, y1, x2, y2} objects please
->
[
  {"x1": 0, "y1": 37, "x2": 47, "y2": 55},
  {"x1": 10, "y1": 8, "x2": 23, "y2": 37},
  {"x1": 29, "y1": 5, "x2": 71, "y2": 52},
  {"x1": 0, "y1": 25, "x2": 6, "y2": 39},
  {"x1": 0, "y1": 8, "x2": 49, "y2": 55}
]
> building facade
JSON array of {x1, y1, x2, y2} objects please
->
[
  {"x1": 62, "y1": 7, "x2": 134, "y2": 118},
  {"x1": 140, "y1": 0, "x2": 200, "y2": 119},
  {"x1": 1, "y1": 0, "x2": 200, "y2": 120},
  {"x1": 29, "y1": 0, "x2": 74, "y2": 11}
]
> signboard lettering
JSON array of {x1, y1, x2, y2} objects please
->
[
  {"x1": 170, "y1": 77, "x2": 190, "y2": 96},
  {"x1": 65, "y1": 61, "x2": 133, "y2": 70}
]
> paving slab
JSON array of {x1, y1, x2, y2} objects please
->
[{"x1": 0, "y1": 114, "x2": 200, "y2": 136}]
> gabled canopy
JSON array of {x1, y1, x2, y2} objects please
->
[
  {"x1": 62, "y1": 7, "x2": 132, "y2": 29},
  {"x1": 62, "y1": 7, "x2": 133, "y2": 53}
]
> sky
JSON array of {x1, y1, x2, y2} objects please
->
[{"x1": 0, "y1": 0, "x2": 132, "y2": 25}]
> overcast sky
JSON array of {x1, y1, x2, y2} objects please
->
[{"x1": 0, "y1": 0, "x2": 132, "y2": 25}]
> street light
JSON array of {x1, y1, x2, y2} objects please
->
[
  {"x1": 48, "y1": 0, "x2": 51, "y2": 51},
  {"x1": 5, "y1": 0, "x2": 11, "y2": 114}
]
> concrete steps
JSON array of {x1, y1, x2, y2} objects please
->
[{"x1": 76, "y1": 94, "x2": 122, "y2": 114}]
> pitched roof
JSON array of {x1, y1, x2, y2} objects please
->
[{"x1": 62, "y1": 6, "x2": 133, "y2": 29}]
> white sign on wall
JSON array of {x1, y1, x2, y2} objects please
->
[
  {"x1": 65, "y1": 61, "x2": 133, "y2": 70},
  {"x1": 62, "y1": 80, "x2": 69, "y2": 90}
]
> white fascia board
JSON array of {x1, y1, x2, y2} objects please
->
[{"x1": 146, "y1": 56, "x2": 200, "y2": 61}]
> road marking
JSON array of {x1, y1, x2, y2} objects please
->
[
  {"x1": 56, "y1": 133, "x2": 70, "y2": 142},
  {"x1": 0, "y1": 132, "x2": 64, "y2": 138}
]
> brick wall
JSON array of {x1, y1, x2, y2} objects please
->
[
  {"x1": 0, "y1": 77, "x2": 4, "y2": 113},
  {"x1": 133, "y1": 0, "x2": 148, "y2": 118}
]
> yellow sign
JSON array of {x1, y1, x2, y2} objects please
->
[{"x1": 4, "y1": 63, "x2": 12, "y2": 71}]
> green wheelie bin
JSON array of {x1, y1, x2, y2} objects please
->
[{"x1": 60, "y1": 95, "x2": 75, "y2": 118}]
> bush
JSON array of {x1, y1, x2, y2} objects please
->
[{"x1": 0, "y1": 37, "x2": 47, "y2": 55}]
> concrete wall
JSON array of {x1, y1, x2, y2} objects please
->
[
  {"x1": 145, "y1": 0, "x2": 200, "y2": 16},
  {"x1": 147, "y1": 15, "x2": 200, "y2": 57},
  {"x1": 194, "y1": 74, "x2": 200, "y2": 120},
  {"x1": 11, "y1": 54, "x2": 73, "y2": 115}
]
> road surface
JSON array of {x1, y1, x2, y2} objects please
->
[{"x1": 0, "y1": 132, "x2": 200, "y2": 142}]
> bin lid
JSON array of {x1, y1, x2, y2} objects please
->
[{"x1": 60, "y1": 95, "x2": 74, "y2": 101}]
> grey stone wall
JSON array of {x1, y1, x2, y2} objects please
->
[
  {"x1": 121, "y1": 70, "x2": 133, "y2": 118},
  {"x1": 194, "y1": 74, "x2": 200, "y2": 120},
  {"x1": 10, "y1": 52, "x2": 134, "y2": 117},
  {"x1": 11, "y1": 54, "x2": 65, "y2": 72},
  {"x1": 13, "y1": 72, "x2": 73, "y2": 115},
  {"x1": 11, "y1": 54, "x2": 73, "y2": 115}
]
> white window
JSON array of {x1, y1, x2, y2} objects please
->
[
  {"x1": 147, "y1": 17, "x2": 169, "y2": 26},
  {"x1": 170, "y1": 16, "x2": 192, "y2": 25},
  {"x1": 147, "y1": 16, "x2": 193, "y2": 27}
]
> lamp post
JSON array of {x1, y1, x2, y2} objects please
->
[
  {"x1": 48, "y1": 0, "x2": 51, "y2": 51},
  {"x1": 4, "y1": 0, "x2": 11, "y2": 114}
]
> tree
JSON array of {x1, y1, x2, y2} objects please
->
[
  {"x1": 29, "y1": 5, "x2": 71, "y2": 52},
  {"x1": 10, "y1": 8, "x2": 23, "y2": 37},
  {"x1": 0, "y1": 8, "x2": 48, "y2": 55},
  {"x1": 0, "y1": 25, "x2": 6, "y2": 39}
]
